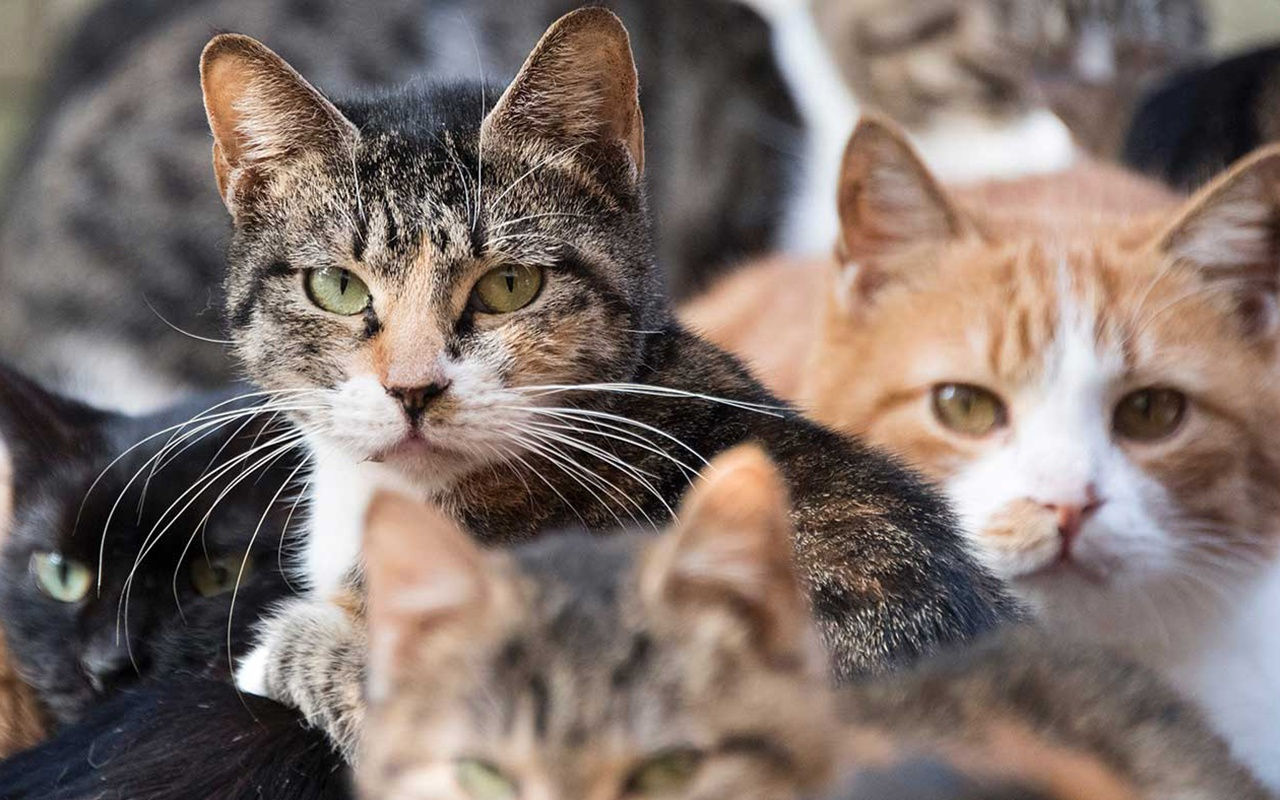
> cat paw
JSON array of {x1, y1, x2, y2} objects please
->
[{"x1": 234, "y1": 643, "x2": 272, "y2": 697}]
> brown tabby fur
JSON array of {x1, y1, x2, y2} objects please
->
[
  {"x1": 0, "y1": 449, "x2": 47, "y2": 755},
  {"x1": 359, "y1": 446, "x2": 1265, "y2": 800}
]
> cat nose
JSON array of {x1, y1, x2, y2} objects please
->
[
  {"x1": 387, "y1": 381, "x2": 451, "y2": 425},
  {"x1": 81, "y1": 646, "x2": 136, "y2": 693},
  {"x1": 1043, "y1": 486, "x2": 1104, "y2": 548}
]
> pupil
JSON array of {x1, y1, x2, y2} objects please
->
[
  {"x1": 213, "y1": 565, "x2": 229, "y2": 584},
  {"x1": 504, "y1": 271, "x2": 516, "y2": 292},
  {"x1": 58, "y1": 561, "x2": 70, "y2": 585},
  {"x1": 339, "y1": 271, "x2": 350, "y2": 294}
]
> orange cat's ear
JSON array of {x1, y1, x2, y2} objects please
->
[
  {"x1": 1155, "y1": 145, "x2": 1280, "y2": 336},
  {"x1": 642, "y1": 445, "x2": 819, "y2": 667},
  {"x1": 200, "y1": 34, "x2": 358, "y2": 217},
  {"x1": 363, "y1": 492, "x2": 502, "y2": 699},
  {"x1": 482, "y1": 8, "x2": 644, "y2": 179},
  {"x1": 835, "y1": 116, "x2": 967, "y2": 306}
]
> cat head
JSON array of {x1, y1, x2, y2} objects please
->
[
  {"x1": 200, "y1": 9, "x2": 661, "y2": 490},
  {"x1": 358, "y1": 445, "x2": 836, "y2": 800},
  {"x1": 0, "y1": 365, "x2": 297, "y2": 723},
  {"x1": 806, "y1": 117, "x2": 1280, "y2": 642}
]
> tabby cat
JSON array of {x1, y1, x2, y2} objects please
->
[
  {"x1": 0, "y1": 364, "x2": 299, "y2": 725},
  {"x1": 0, "y1": 0, "x2": 796, "y2": 409},
  {"x1": 201, "y1": 9, "x2": 1015, "y2": 761},
  {"x1": 684, "y1": 117, "x2": 1280, "y2": 787},
  {"x1": 359, "y1": 445, "x2": 1266, "y2": 800}
]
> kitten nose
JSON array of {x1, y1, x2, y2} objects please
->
[
  {"x1": 387, "y1": 381, "x2": 451, "y2": 425},
  {"x1": 81, "y1": 646, "x2": 135, "y2": 693},
  {"x1": 1043, "y1": 486, "x2": 1103, "y2": 549}
]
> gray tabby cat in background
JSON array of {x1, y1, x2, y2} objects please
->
[{"x1": 0, "y1": 0, "x2": 797, "y2": 410}]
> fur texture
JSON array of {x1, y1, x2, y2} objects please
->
[
  {"x1": 200, "y1": 14, "x2": 1015, "y2": 762},
  {"x1": 684, "y1": 118, "x2": 1280, "y2": 787},
  {"x1": 0, "y1": 364, "x2": 300, "y2": 725}
]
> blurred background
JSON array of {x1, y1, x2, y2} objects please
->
[{"x1": 1, "y1": 0, "x2": 1279, "y2": 175}]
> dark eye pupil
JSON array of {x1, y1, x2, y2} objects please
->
[
  {"x1": 504, "y1": 271, "x2": 515, "y2": 292},
  {"x1": 58, "y1": 561, "x2": 70, "y2": 586},
  {"x1": 339, "y1": 271, "x2": 350, "y2": 294}
]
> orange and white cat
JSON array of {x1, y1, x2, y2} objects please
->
[{"x1": 684, "y1": 119, "x2": 1280, "y2": 788}]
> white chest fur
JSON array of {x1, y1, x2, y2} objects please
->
[{"x1": 1159, "y1": 564, "x2": 1280, "y2": 789}]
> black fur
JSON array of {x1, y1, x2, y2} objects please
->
[
  {"x1": 0, "y1": 364, "x2": 300, "y2": 723},
  {"x1": 0, "y1": 679, "x2": 351, "y2": 800}
]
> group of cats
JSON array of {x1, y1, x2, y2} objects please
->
[{"x1": 0, "y1": 0, "x2": 1279, "y2": 798}]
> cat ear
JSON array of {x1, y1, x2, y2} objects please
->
[
  {"x1": 200, "y1": 34, "x2": 358, "y2": 216},
  {"x1": 1154, "y1": 145, "x2": 1280, "y2": 337},
  {"x1": 642, "y1": 445, "x2": 816, "y2": 665},
  {"x1": 0, "y1": 363, "x2": 108, "y2": 493},
  {"x1": 363, "y1": 492, "x2": 502, "y2": 699},
  {"x1": 482, "y1": 8, "x2": 644, "y2": 179},
  {"x1": 835, "y1": 115, "x2": 967, "y2": 307}
]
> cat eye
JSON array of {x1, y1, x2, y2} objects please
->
[
  {"x1": 471, "y1": 264, "x2": 543, "y2": 314},
  {"x1": 306, "y1": 267, "x2": 371, "y2": 315},
  {"x1": 1113, "y1": 388, "x2": 1187, "y2": 442},
  {"x1": 30, "y1": 552, "x2": 93, "y2": 603},
  {"x1": 190, "y1": 553, "x2": 253, "y2": 598},
  {"x1": 625, "y1": 749, "x2": 703, "y2": 796},
  {"x1": 455, "y1": 759, "x2": 517, "y2": 800},
  {"x1": 931, "y1": 384, "x2": 1007, "y2": 437}
]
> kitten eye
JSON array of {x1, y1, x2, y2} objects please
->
[
  {"x1": 306, "y1": 267, "x2": 371, "y2": 315},
  {"x1": 30, "y1": 552, "x2": 93, "y2": 603},
  {"x1": 455, "y1": 759, "x2": 517, "y2": 800},
  {"x1": 1114, "y1": 388, "x2": 1186, "y2": 442},
  {"x1": 190, "y1": 553, "x2": 253, "y2": 598},
  {"x1": 625, "y1": 749, "x2": 703, "y2": 796},
  {"x1": 931, "y1": 384, "x2": 1007, "y2": 437},
  {"x1": 471, "y1": 264, "x2": 543, "y2": 314}
]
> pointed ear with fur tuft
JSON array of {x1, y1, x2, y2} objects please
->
[
  {"x1": 1154, "y1": 145, "x2": 1280, "y2": 337},
  {"x1": 362, "y1": 492, "x2": 503, "y2": 700},
  {"x1": 200, "y1": 34, "x2": 358, "y2": 217},
  {"x1": 481, "y1": 8, "x2": 644, "y2": 180},
  {"x1": 0, "y1": 363, "x2": 109, "y2": 495},
  {"x1": 835, "y1": 115, "x2": 968, "y2": 309},
  {"x1": 642, "y1": 445, "x2": 817, "y2": 666}
]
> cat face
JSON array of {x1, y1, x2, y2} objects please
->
[
  {"x1": 0, "y1": 367, "x2": 298, "y2": 723},
  {"x1": 200, "y1": 11, "x2": 661, "y2": 490},
  {"x1": 807, "y1": 120, "x2": 1280, "y2": 642},
  {"x1": 358, "y1": 446, "x2": 837, "y2": 800}
]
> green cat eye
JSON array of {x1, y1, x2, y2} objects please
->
[
  {"x1": 30, "y1": 552, "x2": 93, "y2": 603},
  {"x1": 1114, "y1": 388, "x2": 1186, "y2": 442},
  {"x1": 931, "y1": 383, "x2": 1007, "y2": 437},
  {"x1": 306, "y1": 267, "x2": 371, "y2": 315},
  {"x1": 190, "y1": 553, "x2": 253, "y2": 598},
  {"x1": 625, "y1": 749, "x2": 703, "y2": 796},
  {"x1": 455, "y1": 759, "x2": 517, "y2": 800},
  {"x1": 471, "y1": 264, "x2": 543, "y2": 314}
]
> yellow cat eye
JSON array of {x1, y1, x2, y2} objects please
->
[
  {"x1": 1114, "y1": 388, "x2": 1187, "y2": 442},
  {"x1": 471, "y1": 264, "x2": 543, "y2": 314},
  {"x1": 456, "y1": 759, "x2": 517, "y2": 800},
  {"x1": 625, "y1": 749, "x2": 704, "y2": 796},
  {"x1": 190, "y1": 553, "x2": 253, "y2": 598},
  {"x1": 306, "y1": 267, "x2": 371, "y2": 316},
  {"x1": 931, "y1": 384, "x2": 1007, "y2": 437},
  {"x1": 30, "y1": 552, "x2": 93, "y2": 603}
]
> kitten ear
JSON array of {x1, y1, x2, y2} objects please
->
[
  {"x1": 836, "y1": 115, "x2": 967, "y2": 306},
  {"x1": 482, "y1": 8, "x2": 644, "y2": 179},
  {"x1": 200, "y1": 34, "x2": 358, "y2": 216},
  {"x1": 0, "y1": 363, "x2": 108, "y2": 494},
  {"x1": 1154, "y1": 145, "x2": 1280, "y2": 337},
  {"x1": 643, "y1": 445, "x2": 815, "y2": 664},
  {"x1": 363, "y1": 492, "x2": 500, "y2": 699}
]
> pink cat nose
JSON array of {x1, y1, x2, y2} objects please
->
[{"x1": 1042, "y1": 487, "x2": 1103, "y2": 550}]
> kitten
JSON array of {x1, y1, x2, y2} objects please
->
[
  {"x1": 0, "y1": 0, "x2": 797, "y2": 408},
  {"x1": 358, "y1": 445, "x2": 1265, "y2": 800},
  {"x1": 684, "y1": 117, "x2": 1280, "y2": 787},
  {"x1": 0, "y1": 363, "x2": 299, "y2": 725},
  {"x1": 1124, "y1": 43, "x2": 1280, "y2": 192},
  {"x1": 200, "y1": 10, "x2": 1016, "y2": 761}
]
